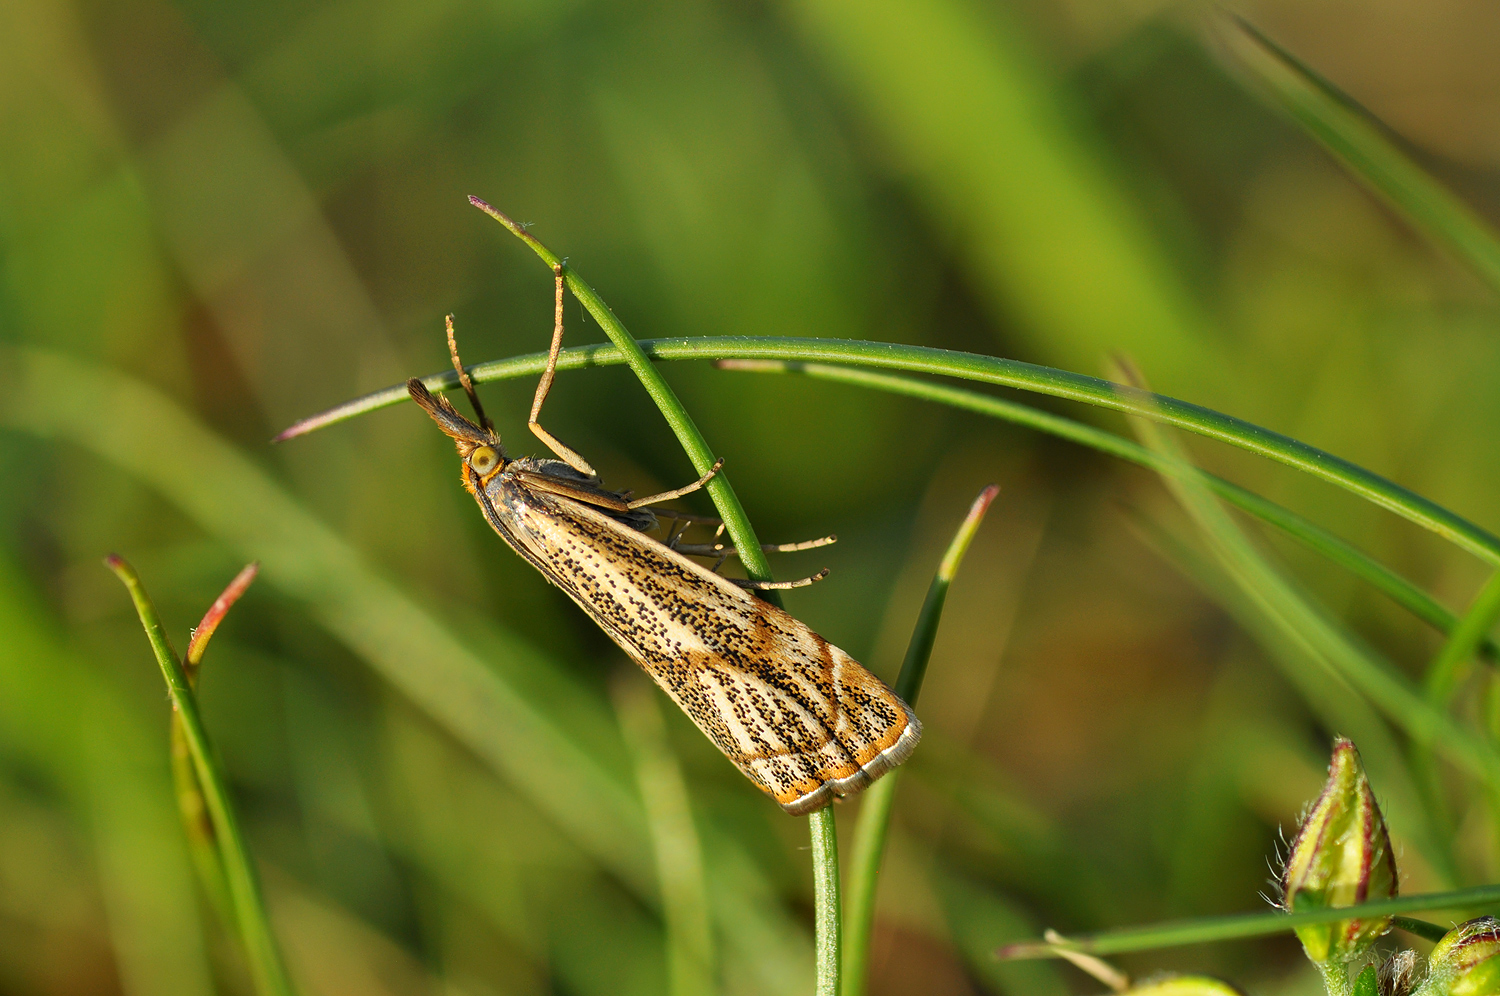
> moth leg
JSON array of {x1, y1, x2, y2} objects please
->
[
  {"x1": 627, "y1": 458, "x2": 724, "y2": 510},
  {"x1": 528, "y1": 264, "x2": 598, "y2": 477},
  {"x1": 674, "y1": 534, "x2": 837, "y2": 556},
  {"x1": 730, "y1": 569, "x2": 830, "y2": 590},
  {"x1": 665, "y1": 518, "x2": 694, "y2": 549}
]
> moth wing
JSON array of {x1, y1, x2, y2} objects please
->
[
  {"x1": 665, "y1": 638, "x2": 921, "y2": 815},
  {"x1": 488, "y1": 472, "x2": 920, "y2": 814}
]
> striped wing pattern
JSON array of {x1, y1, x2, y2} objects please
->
[{"x1": 481, "y1": 459, "x2": 920, "y2": 814}]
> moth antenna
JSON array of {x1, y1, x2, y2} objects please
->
[{"x1": 446, "y1": 314, "x2": 494, "y2": 433}]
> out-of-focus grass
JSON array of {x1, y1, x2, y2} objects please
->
[{"x1": 4, "y1": 0, "x2": 1500, "y2": 993}]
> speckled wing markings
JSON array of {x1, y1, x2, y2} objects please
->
[{"x1": 482, "y1": 458, "x2": 921, "y2": 815}]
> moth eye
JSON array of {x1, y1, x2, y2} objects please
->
[{"x1": 469, "y1": 446, "x2": 500, "y2": 475}]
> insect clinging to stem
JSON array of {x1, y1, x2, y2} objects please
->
[{"x1": 407, "y1": 263, "x2": 921, "y2": 815}]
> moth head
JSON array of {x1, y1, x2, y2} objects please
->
[{"x1": 406, "y1": 379, "x2": 505, "y2": 472}]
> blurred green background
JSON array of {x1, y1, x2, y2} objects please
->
[{"x1": 2, "y1": 0, "x2": 1499, "y2": 993}]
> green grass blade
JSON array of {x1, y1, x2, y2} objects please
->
[
  {"x1": 1113, "y1": 358, "x2": 1497, "y2": 842},
  {"x1": 104, "y1": 556, "x2": 296, "y2": 996},
  {"x1": 468, "y1": 198, "x2": 777, "y2": 593},
  {"x1": 172, "y1": 562, "x2": 260, "y2": 929},
  {"x1": 717, "y1": 359, "x2": 1495, "y2": 661},
  {"x1": 843, "y1": 485, "x2": 999, "y2": 996},
  {"x1": 1426, "y1": 570, "x2": 1500, "y2": 706},
  {"x1": 275, "y1": 337, "x2": 1500, "y2": 572},
  {"x1": 996, "y1": 883, "x2": 1500, "y2": 959},
  {"x1": 278, "y1": 347, "x2": 1496, "y2": 658},
  {"x1": 612, "y1": 676, "x2": 716, "y2": 996},
  {"x1": 1221, "y1": 17, "x2": 1500, "y2": 296}
]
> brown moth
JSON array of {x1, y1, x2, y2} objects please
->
[{"x1": 408, "y1": 268, "x2": 919, "y2": 815}]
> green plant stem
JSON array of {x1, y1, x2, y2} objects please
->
[
  {"x1": 843, "y1": 485, "x2": 998, "y2": 996},
  {"x1": 1319, "y1": 961, "x2": 1352, "y2": 996},
  {"x1": 105, "y1": 556, "x2": 296, "y2": 996},
  {"x1": 995, "y1": 883, "x2": 1500, "y2": 959},
  {"x1": 1391, "y1": 916, "x2": 1450, "y2": 942},
  {"x1": 468, "y1": 198, "x2": 776, "y2": 593},
  {"x1": 276, "y1": 336, "x2": 1500, "y2": 574},
  {"x1": 1222, "y1": 16, "x2": 1500, "y2": 296},
  {"x1": 810, "y1": 806, "x2": 841, "y2": 996}
]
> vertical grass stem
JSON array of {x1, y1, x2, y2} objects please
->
[
  {"x1": 843, "y1": 485, "x2": 999, "y2": 996},
  {"x1": 810, "y1": 805, "x2": 842, "y2": 996}
]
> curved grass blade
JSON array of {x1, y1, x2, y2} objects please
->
[
  {"x1": 716, "y1": 359, "x2": 1496, "y2": 662},
  {"x1": 843, "y1": 485, "x2": 999, "y2": 996},
  {"x1": 468, "y1": 197, "x2": 777, "y2": 594},
  {"x1": 1220, "y1": 16, "x2": 1500, "y2": 296},
  {"x1": 274, "y1": 336, "x2": 1500, "y2": 573},
  {"x1": 996, "y1": 883, "x2": 1500, "y2": 960},
  {"x1": 105, "y1": 556, "x2": 296, "y2": 996},
  {"x1": 1112, "y1": 357, "x2": 1495, "y2": 876},
  {"x1": 278, "y1": 345, "x2": 1496, "y2": 660}
]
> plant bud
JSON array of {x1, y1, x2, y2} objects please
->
[
  {"x1": 1124, "y1": 975, "x2": 1245, "y2": 995},
  {"x1": 1420, "y1": 918, "x2": 1500, "y2": 996},
  {"x1": 1281, "y1": 738, "x2": 1397, "y2": 964}
]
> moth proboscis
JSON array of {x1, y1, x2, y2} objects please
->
[{"x1": 408, "y1": 267, "x2": 920, "y2": 815}]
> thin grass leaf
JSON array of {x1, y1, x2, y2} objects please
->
[
  {"x1": 1425, "y1": 571, "x2": 1500, "y2": 707},
  {"x1": 843, "y1": 485, "x2": 999, "y2": 996},
  {"x1": 1220, "y1": 16, "x2": 1500, "y2": 296},
  {"x1": 996, "y1": 883, "x2": 1500, "y2": 959},
  {"x1": 105, "y1": 556, "x2": 296, "y2": 996},
  {"x1": 274, "y1": 337, "x2": 1500, "y2": 573},
  {"x1": 714, "y1": 359, "x2": 1496, "y2": 661},
  {"x1": 467, "y1": 198, "x2": 778, "y2": 594},
  {"x1": 173, "y1": 562, "x2": 259, "y2": 927},
  {"x1": 1110, "y1": 358, "x2": 1500, "y2": 791},
  {"x1": 612, "y1": 675, "x2": 716, "y2": 996}
]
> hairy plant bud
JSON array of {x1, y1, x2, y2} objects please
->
[
  {"x1": 1420, "y1": 917, "x2": 1500, "y2": 996},
  {"x1": 1379, "y1": 949, "x2": 1419, "y2": 996},
  {"x1": 1282, "y1": 738, "x2": 1397, "y2": 964},
  {"x1": 1125, "y1": 975, "x2": 1246, "y2": 995}
]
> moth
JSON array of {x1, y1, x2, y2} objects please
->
[{"x1": 408, "y1": 266, "x2": 920, "y2": 814}]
